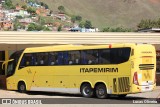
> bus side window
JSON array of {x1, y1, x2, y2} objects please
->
[
  {"x1": 99, "y1": 49, "x2": 111, "y2": 64},
  {"x1": 36, "y1": 52, "x2": 49, "y2": 66},
  {"x1": 86, "y1": 50, "x2": 98, "y2": 64},
  {"x1": 68, "y1": 51, "x2": 80, "y2": 65},
  {"x1": 44, "y1": 53, "x2": 49, "y2": 65},
  {"x1": 49, "y1": 52, "x2": 57, "y2": 65},
  {"x1": 33, "y1": 53, "x2": 38, "y2": 65},
  {"x1": 63, "y1": 51, "x2": 69, "y2": 65},
  {"x1": 110, "y1": 48, "x2": 131, "y2": 64},
  {"x1": 58, "y1": 52, "x2": 63, "y2": 65},
  {"x1": 81, "y1": 50, "x2": 87, "y2": 64},
  {"x1": 19, "y1": 53, "x2": 33, "y2": 69}
]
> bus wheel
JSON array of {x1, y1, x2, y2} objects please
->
[
  {"x1": 18, "y1": 82, "x2": 26, "y2": 93},
  {"x1": 80, "y1": 83, "x2": 94, "y2": 98},
  {"x1": 95, "y1": 84, "x2": 108, "y2": 99}
]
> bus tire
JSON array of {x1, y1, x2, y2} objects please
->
[
  {"x1": 95, "y1": 84, "x2": 108, "y2": 99},
  {"x1": 80, "y1": 83, "x2": 94, "y2": 98},
  {"x1": 18, "y1": 82, "x2": 26, "y2": 93}
]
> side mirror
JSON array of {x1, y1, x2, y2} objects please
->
[{"x1": 2, "y1": 59, "x2": 14, "y2": 70}]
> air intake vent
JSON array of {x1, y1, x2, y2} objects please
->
[
  {"x1": 139, "y1": 64, "x2": 154, "y2": 70},
  {"x1": 118, "y1": 77, "x2": 130, "y2": 92},
  {"x1": 113, "y1": 78, "x2": 117, "y2": 93}
]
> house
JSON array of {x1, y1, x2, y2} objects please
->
[
  {"x1": 31, "y1": 15, "x2": 38, "y2": 21},
  {"x1": 19, "y1": 18, "x2": 33, "y2": 26},
  {"x1": 0, "y1": 21, "x2": 3, "y2": 30},
  {"x1": 5, "y1": 10, "x2": 30, "y2": 21},
  {"x1": 69, "y1": 27, "x2": 99, "y2": 32},
  {"x1": 0, "y1": 0, "x2": 5, "y2": 4},
  {"x1": 0, "y1": 12, "x2": 5, "y2": 20},
  {"x1": 15, "y1": 5, "x2": 23, "y2": 12},
  {"x1": 2, "y1": 20, "x2": 13, "y2": 30},
  {"x1": 19, "y1": 10, "x2": 30, "y2": 17},
  {"x1": 36, "y1": 7, "x2": 48, "y2": 16},
  {"x1": 5, "y1": 12, "x2": 17, "y2": 21},
  {"x1": 27, "y1": 2, "x2": 41, "y2": 8},
  {"x1": 81, "y1": 28, "x2": 99, "y2": 32},
  {"x1": 53, "y1": 22, "x2": 61, "y2": 27},
  {"x1": 44, "y1": 23, "x2": 53, "y2": 27},
  {"x1": 53, "y1": 13, "x2": 66, "y2": 21},
  {"x1": 0, "y1": 4, "x2": 2, "y2": 10}
]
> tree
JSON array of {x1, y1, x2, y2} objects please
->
[
  {"x1": 71, "y1": 16, "x2": 76, "y2": 23},
  {"x1": 50, "y1": 10, "x2": 53, "y2": 15},
  {"x1": 44, "y1": 4, "x2": 49, "y2": 9},
  {"x1": 27, "y1": 23, "x2": 42, "y2": 31},
  {"x1": 16, "y1": 3, "x2": 19, "y2": 6},
  {"x1": 27, "y1": 23, "x2": 52, "y2": 31},
  {"x1": 137, "y1": 19, "x2": 160, "y2": 29},
  {"x1": 43, "y1": 27, "x2": 51, "y2": 31},
  {"x1": 84, "y1": 20, "x2": 92, "y2": 28},
  {"x1": 22, "y1": 5, "x2": 27, "y2": 10},
  {"x1": 3, "y1": 0, "x2": 15, "y2": 9},
  {"x1": 27, "y1": 23, "x2": 37, "y2": 31},
  {"x1": 102, "y1": 27, "x2": 110, "y2": 32},
  {"x1": 27, "y1": 7, "x2": 36, "y2": 14},
  {"x1": 40, "y1": 2, "x2": 44, "y2": 6},
  {"x1": 79, "y1": 21, "x2": 85, "y2": 28},
  {"x1": 13, "y1": 19, "x2": 22, "y2": 31},
  {"x1": 157, "y1": 18, "x2": 160, "y2": 28},
  {"x1": 102, "y1": 27, "x2": 132, "y2": 32},
  {"x1": 76, "y1": 15, "x2": 82, "y2": 22},
  {"x1": 15, "y1": 16, "x2": 23, "y2": 19},
  {"x1": 57, "y1": 25, "x2": 62, "y2": 31},
  {"x1": 58, "y1": 6, "x2": 65, "y2": 13},
  {"x1": 28, "y1": 0, "x2": 35, "y2": 2},
  {"x1": 39, "y1": 16, "x2": 45, "y2": 25}
]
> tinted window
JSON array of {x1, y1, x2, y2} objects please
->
[
  {"x1": 35, "y1": 53, "x2": 48, "y2": 66},
  {"x1": 48, "y1": 52, "x2": 58, "y2": 65},
  {"x1": 7, "y1": 50, "x2": 24, "y2": 76},
  {"x1": 81, "y1": 50, "x2": 99, "y2": 64},
  {"x1": 110, "y1": 48, "x2": 131, "y2": 64},
  {"x1": 19, "y1": 53, "x2": 34, "y2": 68},
  {"x1": 68, "y1": 51, "x2": 80, "y2": 65},
  {"x1": 18, "y1": 47, "x2": 131, "y2": 68},
  {"x1": 99, "y1": 49, "x2": 110, "y2": 64}
]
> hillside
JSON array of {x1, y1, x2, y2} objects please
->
[{"x1": 12, "y1": 0, "x2": 160, "y2": 30}]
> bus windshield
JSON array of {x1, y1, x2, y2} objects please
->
[{"x1": 6, "y1": 50, "x2": 24, "y2": 77}]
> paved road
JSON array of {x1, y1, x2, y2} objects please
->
[{"x1": 0, "y1": 87, "x2": 159, "y2": 107}]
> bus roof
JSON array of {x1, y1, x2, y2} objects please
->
[{"x1": 23, "y1": 43, "x2": 139, "y2": 53}]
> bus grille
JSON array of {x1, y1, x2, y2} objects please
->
[
  {"x1": 139, "y1": 64, "x2": 154, "y2": 70},
  {"x1": 118, "y1": 77, "x2": 130, "y2": 92}
]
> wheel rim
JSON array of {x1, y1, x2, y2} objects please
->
[
  {"x1": 98, "y1": 88, "x2": 105, "y2": 96},
  {"x1": 96, "y1": 84, "x2": 107, "y2": 98},
  {"x1": 20, "y1": 85, "x2": 25, "y2": 91},
  {"x1": 83, "y1": 86, "x2": 91, "y2": 96}
]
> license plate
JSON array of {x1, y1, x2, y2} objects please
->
[{"x1": 145, "y1": 87, "x2": 149, "y2": 89}]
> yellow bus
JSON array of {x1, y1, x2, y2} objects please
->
[{"x1": 4, "y1": 43, "x2": 156, "y2": 99}]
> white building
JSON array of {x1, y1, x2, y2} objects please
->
[{"x1": 81, "y1": 28, "x2": 99, "y2": 32}]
